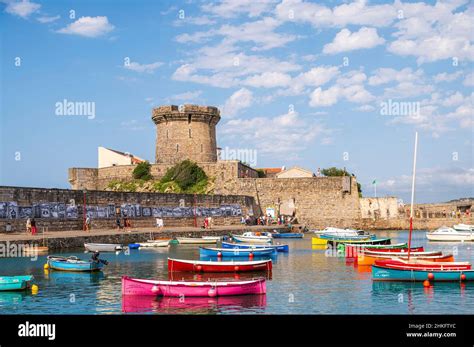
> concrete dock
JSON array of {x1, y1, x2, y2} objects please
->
[{"x1": 0, "y1": 224, "x2": 291, "y2": 249}]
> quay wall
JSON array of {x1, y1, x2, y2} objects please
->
[
  {"x1": 0, "y1": 186, "x2": 255, "y2": 233},
  {"x1": 0, "y1": 225, "x2": 290, "y2": 250}
]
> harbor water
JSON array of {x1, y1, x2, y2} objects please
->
[{"x1": 1, "y1": 230, "x2": 473, "y2": 314}]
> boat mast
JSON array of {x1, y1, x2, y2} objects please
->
[{"x1": 407, "y1": 132, "x2": 418, "y2": 260}]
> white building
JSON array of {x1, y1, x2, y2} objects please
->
[{"x1": 98, "y1": 147, "x2": 145, "y2": 168}]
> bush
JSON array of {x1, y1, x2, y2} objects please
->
[
  {"x1": 161, "y1": 160, "x2": 207, "y2": 191},
  {"x1": 133, "y1": 161, "x2": 152, "y2": 180}
]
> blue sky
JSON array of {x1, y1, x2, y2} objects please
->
[{"x1": 0, "y1": 0, "x2": 473, "y2": 203}]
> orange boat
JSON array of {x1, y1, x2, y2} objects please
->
[{"x1": 358, "y1": 251, "x2": 453, "y2": 266}]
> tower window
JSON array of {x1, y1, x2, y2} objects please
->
[
  {"x1": 189, "y1": 128, "x2": 192, "y2": 138},
  {"x1": 176, "y1": 144, "x2": 179, "y2": 152}
]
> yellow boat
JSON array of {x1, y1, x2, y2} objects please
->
[
  {"x1": 357, "y1": 251, "x2": 453, "y2": 266},
  {"x1": 311, "y1": 236, "x2": 371, "y2": 246}
]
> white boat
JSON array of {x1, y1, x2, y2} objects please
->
[
  {"x1": 139, "y1": 240, "x2": 170, "y2": 248},
  {"x1": 232, "y1": 232, "x2": 272, "y2": 244},
  {"x1": 453, "y1": 224, "x2": 474, "y2": 232},
  {"x1": 84, "y1": 243, "x2": 125, "y2": 252},
  {"x1": 176, "y1": 237, "x2": 219, "y2": 244},
  {"x1": 313, "y1": 227, "x2": 360, "y2": 238},
  {"x1": 426, "y1": 226, "x2": 474, "y2": 242}
]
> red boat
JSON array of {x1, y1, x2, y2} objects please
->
[
  {"x1": 168, "y1": 258, "x2": 272, "y2": 273},
  {"x1": 365, "y1": 246, "x2": 424, "y2": 253},
  {"x1": 375, "y1": 259, "x2": 471, "y2": 271}
]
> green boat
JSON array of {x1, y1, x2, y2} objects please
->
[
  {"x1": 0, "y1": 275, "x2": 34, "y2": 291},
  {"x1": 330, "y1": 237, "x2": 392, "y2": 250}
]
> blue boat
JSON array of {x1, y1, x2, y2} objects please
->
[
  {"x1": 128, "y1": 243, "x2": 140, "y2": 249},
  {"x1": 0, "y1": 275, "x2": 34, "y2": 291},
  {"x1": 221, "y1": 241, "x2": 289, "y2": 253},
  {"x1": 372, "y1": 265, "x2": 474, "y2": 282},
  {"x1": 272, "y1": 233, "x2": 304, "y2": 239},
  {"x1": 199, "y1": 247, "x2": 274, "y2": 257},
  {"x1": 47, "y1": 255, "x2": 107, "y2": 272},
  {"x1": 319, "y1": 233, "x2": 376, "y2": 241}
]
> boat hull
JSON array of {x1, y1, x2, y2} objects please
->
[
  {"x1": 272, "y1": 233, "x2": 303, "y2": 239},
  {"x1": 375, "y1": 259, "x2": 472, "y2": 271},
  {"x1": 168, "y1": 258, "x2": 272, "y2": 272},
  {"x1": 139, "y1": 241, "x2": 170, "y2": 248},
  {"x1": 121, "y1": 276, "x2": 267, "y2": 297},
  {"x1": 372, "y1": 265, "x2": 474, "y2": 281},
  {"x1": 84, "y1": 243, "x2": 124, "y2": 252},
  {"x1": 48, "y1": 258, "x2": 104, "y2": 272},
  {"x1": 358, "y1": 253, "x2": 453, "y2": 266},
  {"x1": 0, "y1": 276, "x2": 34, "y2": 291},
  {"x1": 176, "y1": 238, "x2": 218, "y2": 244},
  {"x1": 426, "y1": 234, "x2": 474, "y2": 241},
  {"x1": 232, "y1": 236, "x2": 272, "y2": 244},
  {"x1": 312, "y1": 236, "x2": 371, "y2": 246},
  {"x1": 221, "y1": 241, "x2": 288, "y2": 252},
  {"x1": 199, "y1": 247, "x2": 274, "y2": 257}
]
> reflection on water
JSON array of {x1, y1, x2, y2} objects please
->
[
  {"x1": 0, "y1": 231, "x2": 473, "y2": 314},
  {"x1": 122, "y1": 294, "x2": 267, "y2": 314}
]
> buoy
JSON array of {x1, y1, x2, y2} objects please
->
[
  {"x1": 196, "y1": 265, "x2": 202, "y2": 271},
  {"x1": 217, "y1": 252, "x2": 222, "y2": 258},
  {"x1": 43, "y1": 263, "x2": 49, "y2": 270},
  {"x1": 461, "y1": 274, "x2": 467, "y2": 281},
  {"x1": 249, "y1": 252, "x2": 254, "y2": 260},
  {"x1": 427, "y1": 273, "x2": 435, "y2": 281},
  {"x1": 234, "y1": 266, "x2": 239, "y2": 271},
  {"x1": 423, "y1": 280, "x2": 430, "y2": 287},
  {"x1": 31, "y1": 284, "x2": 39, "y2": 294},
  {"x1": 208, "y1": 288, "x2": 217, "y2": 297}
]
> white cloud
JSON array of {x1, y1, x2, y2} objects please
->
[
  {"x1": 323, "y1": 27, "x2": 385, "y2": 54},
  {"x1": 168, "y1": 91, "x2": 203, "y2": 102},
  {"x1": 222, "y1": 110, "x2": 330, "y2": 155},
  {"x1": 221, "y1": 88, "x2": 254, "y2": 117},
  {"x1": 243, "y1": 72, "x2": 292, "y2": 88},
  {"x1": 388, "y1": 1, "x2": 474, "y2": 64},
  {"x1": 37, "y1": 15, "x2": 60, "y2": 23},
  {"x1": 4, "y1": 0, "x2": 40, "y2": 18},
  {"x1": 202, "y1": 0, "x2": 277, "y2": 18},
  {"x1": 173, "y1": 16, "x2": 216, "y2": 26},
  {"x1": 57, "y1": 16, "x2": 115, "y2": 38},
  {"x1": 433, "y1": 71, "x2": 463, "y2": 83},
  {"x1": 368, "y1": 67, "x2": 423, "y2": 86},
  {"x1": 464, "y1": 72, "x2": 474, "y2": 87},
  {"x1": 377, "y1": 167, "x2": 474, "y2": 195},
  {"x1": 124, "y1": 61, "x2": 163, "y2": 74},
  {"x1": 309, "y1": 86, "x2": 340, "y2": 107},
  {"x1": 309, "y1": 70, "x2": 374, "y2": 107},
  {"x1": 275, "y1": 0, "x2": 396, "y2": 28}
]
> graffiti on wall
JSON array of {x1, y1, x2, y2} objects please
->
[{"x1": 0, "y1": 201, "x2": 243, "y2": 219}]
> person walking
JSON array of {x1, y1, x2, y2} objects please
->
[
  {"x1": 31, "y1": 218, "x2": 37, "y2": 235},
  {"x1": 116, "y1": 216, "x2": 121, "y2": 230},
  {"x1": 26, "y1": 218, "x2": 32, "y2": 234},
  {"x1": 85, "y1": 216, "x2": 91, "y2": 232}
]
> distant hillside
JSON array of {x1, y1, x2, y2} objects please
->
[{"x1": 445, "y1": 198, "x2": 474, "y2": 203}]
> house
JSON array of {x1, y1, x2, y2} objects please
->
[
  {"x1": 276, "y1": 166, "x2": 314, "y2": 178},
  {"x1": 98, "y1": 147, "x2": 145, "y2": 168}
]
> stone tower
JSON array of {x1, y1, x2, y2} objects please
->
[{"x1": 152, "y1": 105, "x2": 220, "y2": 164}]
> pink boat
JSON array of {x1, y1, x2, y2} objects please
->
[
  {"x1": 122, "y1": 294, "x2": 267, "y2": 313},
  {"x1": 121, "y1": 276, "x2": 266, "y2": 297}
]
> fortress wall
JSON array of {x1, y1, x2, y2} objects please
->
[
  {"x1": 359, "y1": 197, "x2": 400, "y2": 219},
  {"x1": 213, "y1": 176, "x2": 362, "y2": 227},
  {"x1": 0, "y1": 186, "x2": 255, "y2": 233}
]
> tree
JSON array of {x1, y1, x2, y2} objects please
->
[
  {"x1": 133, "y1": 161, "x2": 152, "y2": 181},
  {"x1": 321, "y1": 167, "x2": 362, "y2": 196},
  {"x1": 161, "y1": 160, "x2": 207, "y2": 191}
]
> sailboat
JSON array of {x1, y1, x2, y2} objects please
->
[{"x1": 372, "y1": 132, "x2": 474, "y2": 282}]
